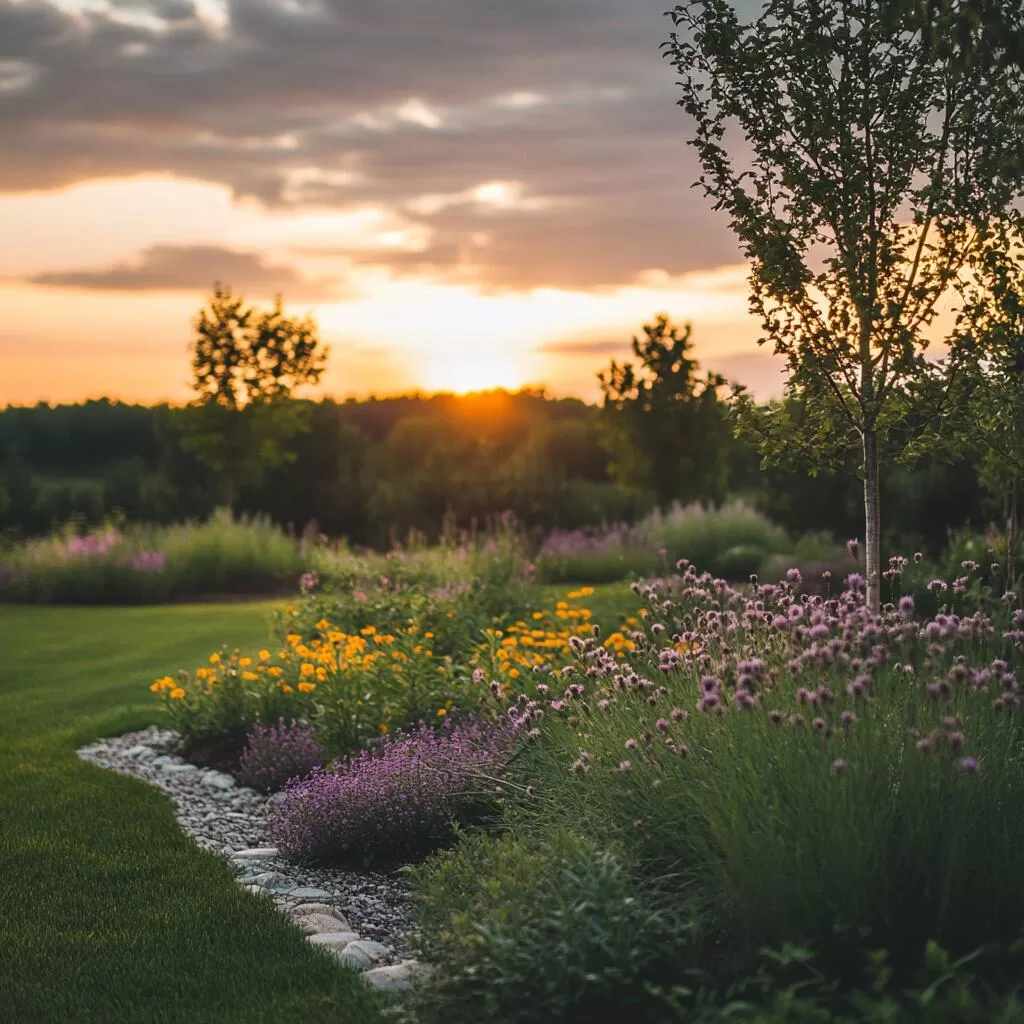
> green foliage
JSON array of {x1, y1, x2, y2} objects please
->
[
  {"x1": 664, "y1": 0, "x2": 1024, "y2": 609},
  {"x1": 0, "y1": 509, "x2": 303, "y2": 603},
  {"x1": 953, "y1": 237, "x2": 1024, "y2": 586},
  {"x1": 638, "y1": 500, "x2": 791, "y2": 578},
  {"x1": 598, "y1": 315, "x2": 731, "y2": 507},
  {"x1": 176, "y1": 285, "x2": 327, "y2": 507},
  {"x1": 512, "y1": 571, "x2": 1024, "y2": 981},
  {"x1": 408, "y1": 829, "x2": 695, "y2": 1024}
]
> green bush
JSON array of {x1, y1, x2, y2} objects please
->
[
  {"x1": 408, "y1": 829, "x2": 695, "y2": 1024},
  {"x1": 0, "y1": 509, "x2": 304, "y2": 603},
  {"x1": 637, "y1": 500, "x2": 790, "y2": 578}
]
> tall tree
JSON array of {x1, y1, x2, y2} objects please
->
[
  {"x1": 176, "y1": 285, "x2": 328, "y2": 509},
  {"x1": 597, "y1": 314, "x2": 731, "y2": 509},
  {"x1": 664, "y1": 0, "x2": 1024, "y2": 609},
  {"x1": 954, "y1": 240, "x2": 1024, "y2": 586}
]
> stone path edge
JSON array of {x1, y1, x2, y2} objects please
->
[{"x1": 77, "y1": 725, "x2": 433, "y2": 994}]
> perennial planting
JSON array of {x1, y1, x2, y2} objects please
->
[{"x1": 143, "y1": 547, "x2": 1024, "y2": 1018}]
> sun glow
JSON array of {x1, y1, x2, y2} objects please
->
[{"x1": 418, "y1": 350, "x2": 528, "y2": 394}]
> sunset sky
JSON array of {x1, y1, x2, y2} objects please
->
[{"x1": 0, "y1": 0, "x2": 782, "y2": 407}]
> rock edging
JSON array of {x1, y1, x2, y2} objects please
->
[{"x1": 78, "y1": 726, "x2": 431, "y2": 993}]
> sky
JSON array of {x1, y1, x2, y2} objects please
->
[{"x1": 0, "y1": 0, "x2": 784, "y2": 407}]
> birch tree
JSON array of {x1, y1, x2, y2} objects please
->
[{"x1": 663, "y1": 0, "x2": 1024, "y2": 610}]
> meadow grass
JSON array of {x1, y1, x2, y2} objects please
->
[{"x1": 0, "y1": 601, "x2": 384, "y2": 1024}]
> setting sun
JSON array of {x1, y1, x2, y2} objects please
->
[{"x1": 418, "y1": 350, "x2": 528, "y2": 394}]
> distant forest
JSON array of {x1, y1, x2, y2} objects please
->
[{"x1": 0, "y1": 391, "x2": 993, "y2": 555}]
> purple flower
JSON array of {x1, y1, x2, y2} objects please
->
[
  {"x1": 237, "y1": 719, "x2": 325, "y2": 794},
  {"x1": 268, "y1": 716, "x2": 513, "y2": 867},
  {"x1": 299, "y1": 571, "x2": 319, "y2": 593},
  {"x1": 619, "y1": 760, "x2": 632, "y2": 773},
  {"x1": 898, "y1": 595, "x2": 915, "y2": 619},
  {"x1": 847, "y1": 539, "x2": 860, "y2": 561},
  {"x1": 927, "y1": 579, "x2": 948, "y2": 594},
  {"x1": 787, "y1": 568, "x2": 802, "y2": 584},
  {"x1": 832, "y1": 759, "x2": 847, "y2": 776},
  {"x1": 625, "y1": 738, "x2": 637, "y2": 750},
  {"x1": 957, "y1": 756, "x2": 981, "y2": 775}
]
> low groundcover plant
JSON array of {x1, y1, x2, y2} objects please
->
[
  {"x1": 268, "y1": 714, "x2": 516, "y2": 868},
  {"x1": 236, "y1": 718, "x2": 325, "y2": 793}
]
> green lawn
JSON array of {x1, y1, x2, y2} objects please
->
[{"x1": 0, "y1": 602, "x2": 385, "y2": 1024}]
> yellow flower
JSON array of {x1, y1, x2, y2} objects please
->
[
  {"x1": 242, "y1": 671, "x2": 258, "y2": 681},
  {"x1": 436, "y1": 708, "x2": 447, "y2": 716},
  {"x1": 423, "y1": 632, "x2": 434, "y2": 640},
  {"x1": 531, "y1": 611, "x2": 545, "y2": 620},
  {"x1": 378, "y1": 723, "x2": 389, "y2": 734},
  {"x1": 360, "y1": 625, "x2": 377, "y2": 636},
  {"x1": 209, "y1": 652, "x2": 221, "y2": 665},
  {"x1": 300, "y1": 663, "x2": 315, "y2": 678},
  {"x1": 282, "y1": 684, "x2": 294, "y2": 694},
  {"x1": 315, "y1": 666, "x2": 327, "y2": 682},
  {"x1": 316, "y1": 618, "x2": 330, "y2": 631},
  {"x1": 297, "y1": 681, "x2": 317, "y2": 694},
  {"x1": 259, "y1": 649, "x2": 271, "y2": 661},
  {"x1": 238, "y1": 656, "x2": 252, "y2": 667},
  {"x1": 286, "y1": 633, "x2": 301, "y2": 647},
  {"x1": 268, "y1": 666, "x2": 283, "y2": 677},
  {"x1": 169, "y1": 687, "x2": 186, "y2": 700}
]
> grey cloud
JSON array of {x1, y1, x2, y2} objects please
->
[
  {"x1": 31, "y1": 244, "x2": 347, "y2": 301},
  {"x1": 0, "y1": 0, "x2": 742, "y2": 290}
]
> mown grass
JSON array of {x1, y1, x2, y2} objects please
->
[{"x1": 0, "y1": 602, "x2": 385, "y2": 1024}]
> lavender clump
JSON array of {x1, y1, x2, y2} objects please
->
[
  {"x1": 268, "y1": 715, "x2": 514, "y2": 868},
  {"x1": 236, "y1": 718, "x2": 326, "y2": 793}
]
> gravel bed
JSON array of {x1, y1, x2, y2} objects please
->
[{"x1": 78, "y1": 726, "x2": 427, "y2": 987}]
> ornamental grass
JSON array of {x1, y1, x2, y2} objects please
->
[{"x1": 501, "y1": 561, "x2": 1024, "y2": 981}]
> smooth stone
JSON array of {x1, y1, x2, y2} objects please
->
[
  {"x1": 290, "y1": 902, "x2": 341, "y2": 918},
  {"x1": 244, "y1": 884, "x2": 265, "y2": 895},
  {"x1": 361, "y1": 961, "x2": 433, "y2": 991},
  {"x1": 125, "y1": 744, "x2": 153, "y2": 759},
  {"x1": 299, "y1": 914, "x2": 350, "y2": 935},
  {"x1": 231, "y1": 847, "x2": 279, "y2": 861},
  {"x1": 201, "y1": 771, "x2": 236, "y2": 790},
  {"x1": 307, "y1": 932, "x2": 360, "y2": 950},
  {"x1": 345, "y1": 940, "x2": 389, "y2": 963},
  {"x1": 332, "y1": 945, "x2": 374, "y2": 971},
  {"x1": 249, "y1": 871, "x2": 289, "y2": 888},
  {"x1": 289, "y1": 886, "x2": 332, "y2": 901},
  {"x1": 162, "y1": 763, "x2": 198, "y2": 774},
  {"x1": 151, "y1": 755, "x2": 179, "y2": 766}
]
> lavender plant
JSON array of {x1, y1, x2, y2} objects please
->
[
  {"x1": 268, "y1": 716, "x2": 515, "y2": 868},
  {"x1": 236, "y1": 718, "x2": 325, "y2": 793}
]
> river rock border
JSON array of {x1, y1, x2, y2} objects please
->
[{"x1": 78, "y1": 725, "x2": 432, "y2": 993}]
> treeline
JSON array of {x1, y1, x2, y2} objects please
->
[{"x1": 0, "y1": 391, "x2": 994, "y2": 555}]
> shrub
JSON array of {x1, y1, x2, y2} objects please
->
[
  {"x1": 637, "y1": 500, "x2": 790, "y2": 578},
  {"x1": 409, "y1": 829, "x2": 695, "y2": 1024},
  {"x1": 0, "y1": 509, "x2": 305, "y2": 603},
  {"x1": 152, "y1": 646, "x2": 318, "y2": 762},
  {"x1": 503, "y1": 563, "x2": 1024, "y2": 983},
  {"x1": 267, "y1": 716, "x2": 514, "y2": 868},
  {"x1": 533, "y1": 523, "x2": 658, "y2": 584},
  {"x1": 236, "y1": 718, "x2": 325, "y2": 793}
]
